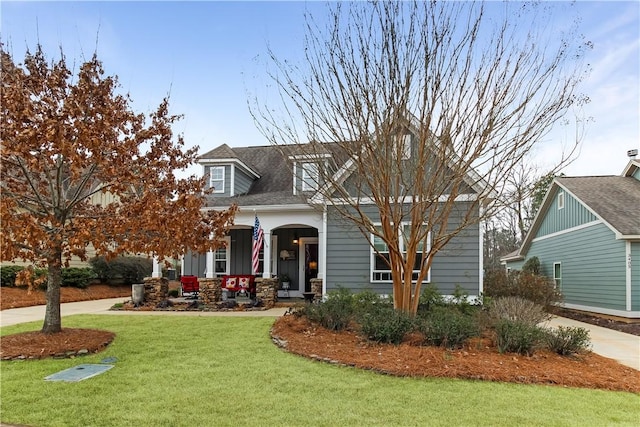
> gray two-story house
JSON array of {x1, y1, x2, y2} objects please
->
[{"x1": 183, "y1": 126, "x2": 487, "y2": 300}]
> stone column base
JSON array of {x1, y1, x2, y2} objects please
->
[
  {"x1": 143, "y1": 277, "x2": 169, "y2": 305},
  {"x1": 310, "y1": 278, "x2": 323, "y2": 300},
  {"x1": 256, "y1": 278, "x2": 278, "y2": 308},
  {"x1": 199, "y1": 278, "x2": 221, "y2": 305}
]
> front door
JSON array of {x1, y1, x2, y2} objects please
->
[{"x1": 298, "y1": 237, "x2": 319, "y2": 294}]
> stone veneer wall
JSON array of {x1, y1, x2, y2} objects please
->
[
  {"x1": 199, "y1": 277, "x2": 221, "y2": 305},
  {"x1": 310, "y1": 278, "x2": 323, "y2": 300},
  {"x1": 143, "y1": 277, "x2": 169, "y2": 305},
  {"x1": 255, "y1": 278, "x2": 278, "y2": 308}
]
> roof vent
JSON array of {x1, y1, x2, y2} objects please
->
[{"x1": 628, "y1": 149, "x2": 638, "y2": 158}]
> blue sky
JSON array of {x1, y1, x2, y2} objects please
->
[{"x1": 2, "y1": 1, "x2": 638, "y2": 178}]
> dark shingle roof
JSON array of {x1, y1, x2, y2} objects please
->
[
  {"x1": 200, "y1": 144, "x2": 334, "y2": 206},
  {"x1": 557, "y1": 176, "x2": 640, "y2": 236}
]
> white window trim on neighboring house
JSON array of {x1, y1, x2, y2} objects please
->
[
  {"x1": 370, "y1": 223, "x2": 431, "y2": 283},
  {"x1": 553, "y1": 262, "x2": 562, "y2": 289},
  {"x1": 214, "y1": 236, "x2": 231, "y2": 276},
  {"x1": 210, "y1": 166, "x2": 225, "y2": 194}
]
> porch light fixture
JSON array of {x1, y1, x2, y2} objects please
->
[{"x1": 292, "y1": 232, "x2": 299, "y2": 245}]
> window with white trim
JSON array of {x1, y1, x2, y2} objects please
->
[
  {"x1": 214, "y1": 237, "x2": 230, "y2": 276},
  {"x1": 557, "y1": 191, "x2": 565, "y2": 210},
  {"x1": 301, "y1": 162, "x2": 319, "y2": 191},
  {"x1": 210, "y1": 166, "x2": 225, "y2": 193},
  {"x1": 553, "y1": 262, "x2": 562, "y2": 289},
  {"x1": 371, "y1": 223, "x2": 430, "y2": 282}
]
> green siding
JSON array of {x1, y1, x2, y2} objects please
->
[
  {"x1": 632, "y1": 242, "x2": 640, "y2": 311},
  {"x1": 526, "y1": 223, "x2": 627, "y2": 311},
  {"x1": 536, "y1": 187, "x2": 596, "y2": 238}
]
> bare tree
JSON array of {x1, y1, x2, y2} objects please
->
[
  {"x1": 1, "y1": 46, "x2": 237, "y2": 333},
  {"x1": 252, "y1": 1, "x2": 590, "y2": 313}
]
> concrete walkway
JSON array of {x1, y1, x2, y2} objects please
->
[{"x1": 1, "y1": 299, "x2": 638, "y2": 370}]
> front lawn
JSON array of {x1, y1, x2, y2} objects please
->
[{"x1": 1, "y1": 315, "x2": 638, "y2": 427}]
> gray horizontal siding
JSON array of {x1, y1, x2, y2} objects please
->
[
  {"x1": 526, "y1": 223, "x2": 626, "y2": 311},
  {"x1": 234, "y1": 168, "x2": 254, "y2": 195},
  {"x1": 325, "y1": 204, "x2": 480, "y2": 296}
]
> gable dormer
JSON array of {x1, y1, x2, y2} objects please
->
[
  {"x1": 288, "y1": 145, "x2": 333, "y2": 195},
  {"x1": 198, "y1": 144, "x2": 260, "y2": 197}
]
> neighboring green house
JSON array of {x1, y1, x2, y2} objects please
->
[{"x1": 502, "y1": 159, "x2": 640, "y2": 318}]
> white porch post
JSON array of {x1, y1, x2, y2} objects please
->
[
  {"x1": 152, "y1": 256, "x2": 161, "y2": 278},
  {"x1": 262, "y1": 229, "x2": 272, "y2": 278},
  {"x1": 206, "y1": 249, "x2": 214, "y2": 278}
]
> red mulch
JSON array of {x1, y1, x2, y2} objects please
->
[
  {"x1": 271, "y1": 315, "x2": 640, "y2": 393},
  {"x1": 0, "y1": 284, "x2": 132, "y2": 310}
]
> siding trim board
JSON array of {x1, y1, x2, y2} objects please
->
[
  {"x1": 627, "y1": 241, "x2": 632, "y2": 311},
  {"x1": 562, "y1": 302, "x2": 640, "y2": 319},
  {"x1": 531, "y1": 220, "x2": 602, "y2": 243}
]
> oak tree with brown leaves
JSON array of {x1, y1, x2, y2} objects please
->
[{"x1": 1, "y1": 46, "x2": 237, "y2": 333}]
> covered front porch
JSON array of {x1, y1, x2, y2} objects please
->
[{"x1": 182, "y1": 207, "x2": 326, "y2": 299}]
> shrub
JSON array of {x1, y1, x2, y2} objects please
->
[
  {"x1": 522, "y1": 257, "x2": 541, "y2": 275},
  {"x1": 1, "y1": 265, "x2": 25, "y2": 287},
  {"x1": 488, "y1": 296, "x2": 550, "y2": 327},
  {"x1": 90, "y1": 256, "x2": 153, "y2": 285},
  {"x1": 359, "y1": 305, "x2": 414, "y2": 344},
  {"x1": 353, "y1": 290, "x2": 392, "y2": 318},
  {"x1": 545, "y1": 326, "x2": 591, "y2": 355},
  {"x1": 301, "y1": 287, "x2": 354, "y2": 331},
  {"x1": 60, "y1": 267, "x2": 96, "y2": 289},
  {"x1": 484, "y1": 269, "x2": 562, "y2": 311},
  {"x1": 494, "y1": 319, "x2": 544, "y2": 356},
  {"x1": 168, "y1": 289, "x2": 179, "y2": 298},
  {"x1": 417, "y1": 283, "x2": 445, "y2": 312},
  {"x1": 420, "y1": 306, "x2": 479, "y2": 349}
]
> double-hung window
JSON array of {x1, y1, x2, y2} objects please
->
[
  {"x1": 301, "y1": 162, "x2": 318, "y2": 191},
  {"x1": 371, "y1": 223, "x2": 430, "y2": 282},
  {"x1": 210, "y1": 166, "x2": 225, "y2": 193},
  {"x1": 214, "y1": 237, "x2": 230, "y2": 276}
]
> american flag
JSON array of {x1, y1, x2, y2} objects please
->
[{"x1": 252, "y1": 214, "x2": 264, "y2": 275}]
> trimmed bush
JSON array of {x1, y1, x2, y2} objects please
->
[
  {"x1": 168, "y1": 289, "x2": 179, "y2": 298},
  {"x1": 545, "y1": 326, "x2": 591, "y2": 355},
  {"x1": 418, "y1": 283, "x2": 444, "y2": 312},
  {"x1": 60, "y1": 267, "x2": 96, "y2": 289},
  {"x1": 484, "y1": 269, "x2": 562, "y2": 311},
  {"x1": 353, "y1": 290, "x2": 392, "y2": 317},
  {"x1": 301, "y1": 287, "x2": 355, "y2": 331},
  {"x1": 90, "y1": 256, "x2": 153, "y2": 285},
  {"x1": 495, "y1": 319, "x2": 544, "y2": 356},
  {"x1": 359, "y1": 305, "x2": 414, "y2": 344},
  {"x1": 420, "y1": 306, "x2": 479, "y2": 349},
  {"x1": 488, "y1": 296, "x2": 550, "y2": 326},
  {"x1": 1, "y1": 265, "x2": 25, "y2": 287}
]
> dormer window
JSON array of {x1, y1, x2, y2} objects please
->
[
  {"x1": 210, "y1": 166, "x2": 225, "y2": 193},
  {"x1": 557, "y1": 191, "x2": 565, "y2": 210},
  {"x1": 301, "y1": 162, "x2": 319, "y2": 191}
]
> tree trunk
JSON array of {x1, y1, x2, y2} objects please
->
[{"x1": 42, "y1": 257, "x2": 63, "y2": 334}]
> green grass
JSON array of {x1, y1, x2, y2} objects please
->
[{"x1": 1, "y1": 315, "x2": 638, "y2": 426}]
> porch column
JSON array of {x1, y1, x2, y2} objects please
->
[
  {"x1": 152, "y1": 256, "x2": 161, "y2": 278},
  {"x1": 205, "y1": 249, "x2": 214, "y2": 278},
  {"x1": 262, "y1": 229, "x2": 272, "y2": 278}
]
